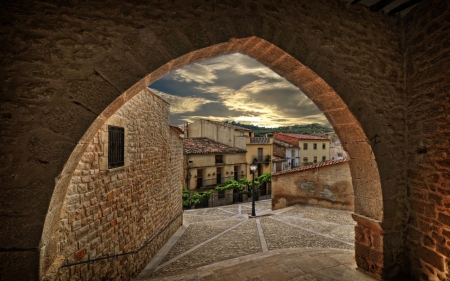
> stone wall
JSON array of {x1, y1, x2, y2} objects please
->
[
  {"x1": 404, "y1": 0, "x2": 450, "y2": 280},
  {"x1": 54, "y1": 88, "x2": 183, "y2": 280},
  {"x1": 0, "y1": 0, "x2": 441, "y2": 279},
  {"x1": 272, "y1": 160, "x2": 353, "y2": 211}
]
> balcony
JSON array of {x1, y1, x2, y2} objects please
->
[
  {"x1": 196, "y1": 176, "x2": 241, "y2": 189},
  {"x1": 253, "y1": 155, "x2": 271, "y2": 164}
]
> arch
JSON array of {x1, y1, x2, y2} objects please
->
[{"x1": 41, "y1": 37, "x2": 389, "y2": 279}]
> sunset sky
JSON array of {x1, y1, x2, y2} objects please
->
[{"x1": 149, "y1": 53, "x2": 329, "y2": 128}]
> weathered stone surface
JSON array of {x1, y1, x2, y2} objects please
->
[
  {"x1": 52, "y1": 89, "x2": 184, "y2": 279},
  {"x1": 272, "y1": 161, "x2": 353, "y2": 211},
  {"x1": 0, "y1": 0, "x2": 447, "y2": 279}
]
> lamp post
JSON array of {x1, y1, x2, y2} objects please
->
[{"x1": 250, "y1": 163, "x2": 257, "y2": 217}]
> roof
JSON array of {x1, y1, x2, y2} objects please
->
[
  {"x1": 183, "y1": 138, "x2": 247, "y2": 155},
  {"x1": 249, "y1": 137, "x2": 270, "y2": 144},
  {"x1": 271, "y1": 156, "x2": 286, "y2": 162},
  {"x1": 272, "y1": 158, "x2": 349, "y2": 176},
  {"x1": 202, "y1": 119, "x2": 252, "y2": 132},
  {"x1": 275, "y1": 133, "x2": 328, "y2": 141},
  {"x1": 273, "y1": 139, "x2": 298, "y2": 148},
  {"x1": 170, "y1": 125, "x2": 184, "y2": 135}
]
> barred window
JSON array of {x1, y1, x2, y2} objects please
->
[{"x1": 108, "y1": 126, "x2": 124, "y2": 169}]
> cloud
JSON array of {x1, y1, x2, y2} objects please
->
[
  {"x1": 149, "y1": 88, "x2": 217, "y2": 114},
  {"x1": 203, "y1": 53, "x2": 282, "y2": 80},
  {"x1": 171, "y1": 63, "x2": 217, "y2": 84},
  {"x1": 150, "y1": 53, "x2": 331, "y2": 128}
]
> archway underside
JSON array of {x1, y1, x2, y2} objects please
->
[{"x1": 42, "y1": 37, "x2": 395, "y2": 280}]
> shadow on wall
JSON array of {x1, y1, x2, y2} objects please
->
[
  {"x1": 49, "y1": 88, "x2": 184, "y2": 280},
  {"x1": 272, "y1": 159, "x2": 353, "y2": 211}
]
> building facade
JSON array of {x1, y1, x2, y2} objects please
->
[
  {"x1": 185, "y1": 119, "x2": 252, "y2": 150},
  {"x1": 184, "y1": 137, "x2": 247, "y2": 191},
  {"x1": 272, "y1": 138, "x2": 301, "y2": 172},
  {"x1": 274, "y1": 133, "x2": 330, "y2": 166},
  {"x1": 245, "y1": 137, "x2": 273, "y2": 179}
]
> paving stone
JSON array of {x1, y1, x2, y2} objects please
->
[{"x1": 138, "y1": 201, "x2": 379, "y2": 281}]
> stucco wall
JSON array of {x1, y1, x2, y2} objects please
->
[
  {"x1": 404, "y1": 0, "x2": 450, "y2": 279},
  {"x1": 186, "y1": 153, "x2": 247, "y2": 190},
  {"x1": 272, "y1": 161, "x2": 353, "y2": 211},
  {"x1": 54, "y1": 89, "x2": 183, "y2": 280}
]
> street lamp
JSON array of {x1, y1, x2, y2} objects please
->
[{"x1": 250, "y1": 163, "x2": 257, "y2": 217}]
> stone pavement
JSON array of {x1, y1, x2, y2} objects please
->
[{"x1": 135, "y1": 200, "x2": 377, "y2": 281}]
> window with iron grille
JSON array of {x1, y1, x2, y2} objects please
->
[{"x1": 108, "y1": 126, "x2": 124, "y2": 169}]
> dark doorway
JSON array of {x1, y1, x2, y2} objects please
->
[
  {"x1": 196, "y1": 169, "x2": 203, "y2": 189},
  {"x1": 216, "y1": 167, "x2": 222, "y2": 185}
]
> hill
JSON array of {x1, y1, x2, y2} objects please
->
[{"x1": 226, "y1": 122, "x2": 334, "y2": 137}]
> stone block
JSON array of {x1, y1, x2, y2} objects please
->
[
  {"x1": 354, "y1": 197, "x2": 384, "y2": 221},
  {"x1": 415, "y1": 245, "x2": 445, "y2": 272},
  {"x1": 0, "y1": 251, "x2": 39, "y2": 281},
  {"x1": 438, "y1": 213, "x2": 450, "y2": 228},
  {"x1": 352, "y1": 178, "x2": 382, "y2": 200},
  {"x1": 155, "y1": 28, "x2": 192, "y2": 59},
  {"x1": 182, "y1": 22, "x2": 212, "y2": 50}
]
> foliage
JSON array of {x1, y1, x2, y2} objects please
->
[
  {"x1": 258, "y1": 172, "x2": 271, "y2": 184},
  {"x1": 182, "y1": 188, "x2": 213, "y2": 207},
  {"x1": 215, "y1": 179, "x2": 246, "y2": 193},
  {"x1": 225, "y1": 121, "x2": 333, "y2": 137}
]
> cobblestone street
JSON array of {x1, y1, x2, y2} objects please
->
[{"x1": 136, "y1": 200, "x2": 377, "y2": 281}]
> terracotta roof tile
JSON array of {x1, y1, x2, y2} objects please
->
[
  {"x1": 272, "y1": 156, "x2": 286, "y2": 162},
  {"x1": 272, "y1": 158, "x2": 349, "y2": 176},
  {"x1": 275, "y1": 133, "x2": 328, "y2": 140},
  {"x1": 249, "y1": 137, "x2": 270, "y2": 144},
  {"x1": 183, "y1": 138, "x2": 247, "y2": 155},
  {"x1": 273, "y1": 139, "x2": 297, "y2": 148}
]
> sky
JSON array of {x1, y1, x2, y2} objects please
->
[{"x1": 149, "y1": 53, "x2": 330, "y2": 128}]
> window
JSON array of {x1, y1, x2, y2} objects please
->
[
  {"x1": 303, "y1": 157, "x2": 308, "y2": 163},
  {"x1": 314, "y1": 156, "x2": 317, "y2": 163},
  {"x1": 303, "y1": 143, "x2": 308, "y2": 150},
  {"x1": 322, "y1": 143, "x2": 326, "y2": 149},
  {"x1": 108, "y1": 126, "x2": 124, "y2": 169},
  {"x1": 291, "y1": 150, "x2": 295, "y2": 158},
  {"x1": 239, "y1": 131, "x2": 244, "y2": 136},
  {"x1": 313, "y1": 143, "x2": 317, "y2": 150},
  {"x1": 215, "y1": 155, "x2": 223, "y2": 163},
  {"x1": 322, "y1": 156, "x2": 326, "y2": 162},
  {"x1": 337, "y1": 153, "x2": 343, "y2": 157}
]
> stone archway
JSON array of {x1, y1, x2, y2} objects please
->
[{"x1": 41, "y1": 37, "x2": 395, "y2": 280}]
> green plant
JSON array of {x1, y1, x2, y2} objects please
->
[
  {"x1": 216, "y1": 179, "x2": 246, "y2": 193},
  {"x1": 258, "y1": 172, "x2": 271, "y2": 184},
  {"x1": 182, "y1": 188, "x2": 213, "y2": 207}
]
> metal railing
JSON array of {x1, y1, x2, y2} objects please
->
[
  {"x1": 252, "y1": 155, "x2": 270, "y2": 163},
  {"x1": 196, "y1": 176, "x2": 241, "y2": 189}
]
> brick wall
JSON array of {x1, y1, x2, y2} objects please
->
[
  {"x1": 272, "y1": 160, "x2": 353, "y2": 211},
  {"x1": 404, "y1": 1, "x2": 450, "y2": 280},
  {"x1": 54, "y1": 89, "x2": 183, "y2": 280}
]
